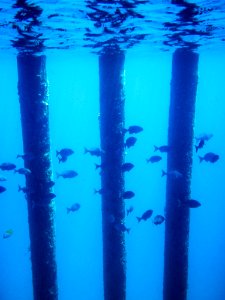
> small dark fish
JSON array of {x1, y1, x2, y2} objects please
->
[
  {"x1": 153, "y1": 215, "x2": 165, "y2": 225},
  {"x1": 162, "y1": 169, "x2": 183, "y2": 179},
  {"x1": 146, "y1": 155, "x2": 162, "y2": 163},
  {"x1": 67, "y1": 203, "x2": 80, "y2": 213},
  {"x1": 18, "y1": 185, "x2": 28, "y2": 193},
  {"x1": 57, "y1": 170, "x2": 78, "y2": 179},
  {"x1": 56, "y1": 148, "x2": 74, "y2": 163},
  {"x1": 125, "y1": 125, "x2": 143, "y2": 134},
  {"x1": 15, "y1": 168, "x2": 31, "y2": 175},
  {"x1": 126, "y1": 206, "x2": 134, "y2": 216},
  {"x1": 154, "y1": 145, "x2": 170, "y2": 153},
  {"x1": 114, "y1": 223, "x2": 130, "y2": 234},
  {"x1": 46, "y1": 180, "x2": 55, "y2": 188},
  {"x1": 137, "y1": 209, "x2": 153, "y2": 222},
  {"x1": 125, "y1": 137, "x2": 137, "y2": 148},
  {"x1": 123, "y1": 191, "x2": 135, "y2": 199},
  {"x1": 195, "y1": 133, "x2": 213, "y2": 141},
  {"x1": 17, "y1": 153, "x2": 35, "y2": 161},
  {"x1": 184, "y1": 199, "x2": 201, "y2": 208},
  {"x1": 84, "y1": 147, "x2": 103, "y2": 157},
  {"x1": 122, "y1": 163, "x2": 134, "y2": 172},
  {"x1": 45, "y1": 193, "x2": 56, "y2": 201},
  {"x1": 199, "y1": 152, "x2": 219, "y2": 163},
  {"x1": 195, "y1": 139, "x2": 205, "y2": 152},
  {"x1": 0, "y1": 186, "x2": 6, "y2": 193},
  {"x1": 95, "y1": 163, "x2": 106, "y2": 170},
  {"x1": 3, "y1": 229, "x2": 13, "y2": 239},
  {"x1": 0, "y1": 163, "x2": 16, "y2": 171},
  {"x1": 94, "y1": 188, "x2": 103, "y2": 195}
]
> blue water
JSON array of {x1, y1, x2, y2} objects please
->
[{"x1": 0, "y1": 1, "x2": 225, "y2": 300}]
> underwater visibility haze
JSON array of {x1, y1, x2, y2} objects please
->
[{"x1": 0, "y1": 1, "x2": 225, "y2": 300}]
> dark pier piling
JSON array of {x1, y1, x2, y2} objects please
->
[
  {"x1": 17, "y1": 54, "x2": 58, "y2": 300},
  {"x1": 163, "y1": 48, "x2": 199, "y2": 300},
  {"x1": 99, "y1": 48, "x2": 126, "y2": 300}
]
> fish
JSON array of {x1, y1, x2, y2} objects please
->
[
  {"x1": 124, "y1": 125, "x2": 143, "y2": 134},
  {"x1": 154, "y1": 145, "x2": 170, "y2": 153},
  {"x1": 94, "y1": 188, "x2": 103, "y2": 195},
  {"x1": 195, "y1": 139, "x2": 205, "y2": 152},
  {"x1": 45, "y1": 193, "x2": 56, "y2": 201},
  {"x1": 46, "y1": 180, "x2": 55, "y2": 188},
  {"x1": 114, "y1": 223, "x2": 131, "y2": 234},
  {"x1": 15, "y1": 168, "x2": 31, "y2": 175},
  {"x1": 18, "y1": 185, "x2": 28, "y2": 193},
  {"x1": 67, "y1": 203, "x2": 80, "y2": 213},
  {"x1": 0, "y1": 176, "x2": 6, "y2": 181},
  {"x1": 0, "y1": 163, "x2": 16, "y2": 171},
  {"x1": 57, "y1": 170, "x2": 78, "y2": 179},
  {"x1": 195, "y1": 133, "x2": 213, "y2": 141},
  {"x1": 56, "y1": 148, "x2": 74, "y2": 163},
  {"x1": 122, "y1": 163, "x2": 134, "y2": 172},
  {"x1": 146, "y1": 155, "x2": 162, "y2": 163},
  {"x1": 17, "y1": 153, "x2": 35, "y2": 161},
  {"x1": 137, "y1": 209, "x2": 153, "y2": 222},
  {"x1": 123, "y1": 191, "x2": 135, "y2": 199},
  {"x1": 199, "y1": 152, "x2": 219, "y2": 163},
  {"x1": 153, "y1": 215, "x2": 165, "y2": 225},
  {"x1": 125, "y1": 137, "x2": 137, "y2": 148},
  {"x1": 0, "y1": 186, "x2": 6, "y2": 193},
  {"x1": 126, "y1": 206, "x2": 134, "y2": 216},
  {"x1": 84, "y1": 147, "x2": 103, "y2": 157},
  {"x1": 3, "y1": 229, "x2": 13, "y2": 239},
  {"x1": 183, "y1": 199, "x2": 201, "y2": 208},
  {"x1": 161, "y1": 169, "x2": 183, "y2": 179}
]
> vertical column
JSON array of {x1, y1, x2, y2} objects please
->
[
  {"x1": 163, "y1": 48, "x2": 199, "y2": 300},
  {"x1": 99, "y1": 48, "x2": 126, "y2": 300},
  {"x1": 17, "y1": 54, "x2": 58, "y2": 300}
]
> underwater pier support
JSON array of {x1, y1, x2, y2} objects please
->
[
  {"x1": 17, "y1": 54, "x2": 58, "y2": 300},
  {"x1": 99, "y1": 48, "x2": 126, "y2": 300},
  {"x1": 163, "y1": 48, "x2": 199, "y2": 300}
]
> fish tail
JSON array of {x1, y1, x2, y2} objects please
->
[
  {"x1": 95, "y1": 163, "x2": 101, "y2": 170},
  {"x1": 14, "y1": 169, "x2": 17, "y2": 173},
  {"x1": 122, "y1": 128, "x2": 128, "y2": 134},
  {"x1": 58, "y1": 157, "x2": 62, "y2": 163},
  {"x1": 146, "y1": 158, "x2": 149, "y2": 163},
  {"x1": 56, "y1": 150, "x2": 59, "y2": 157},
  {"x1": 198, "y1": 156, "x2": 204, "y2": 163},
  {"x1": 18, "y1": 185, "x2": 22, "y2": 192},
  {"x1": 16, "y1": 154, "x2": 21, "y2": 159},
  {"x1": 136, "y1": 217, "x2": 142, "y2": 223},
  {"x1": 127, "y1": 228, "x2": 131, "y2": 234},
  {"x1": 161, "y1": 170, "x2": 166, "y2": 177},
  {"x1": 94, "y1": 189, "x2": 98, "y2": 194},
  {"x1": 66, "y1": 208, "x2": 70, "y2": 214},
  {"x1": 195, "y1": 145, "x2": 198, "y2": 153},
  {"x1": 84, "y1": 148, "x2": 88, "y2": 154},
  {"x1": 126, "y1": 209, "x2": 129, "y2": 216},
  {"x1": 56, "y1": 172, "x2": 60, "y2": 179},
  {"x1": 154, "y1": 145, "x2": 158, "y2": 152}
]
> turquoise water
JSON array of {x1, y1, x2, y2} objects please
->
[{"x1": 0, "y1": 1, "x2": 225, "y2": 300}]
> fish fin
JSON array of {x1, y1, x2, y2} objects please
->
[
  {"x1": 136, "y1": 217, "x2": 142, "y2": 223},
  {"x1": 154, "y1": 145, "x2": 158, "y2": 152},
  {"x1": 195, "y1": 145, "x2": 198, "y2": 153},
  {"x1": 198, "y1": 156, "x2": 204, "y2": 163},
  {"x1": 127, "y1": 228, "x2": 131, "y2": 234},
  {"x1": 161, "y1": 170, "x2": 166, "y2": 177}
]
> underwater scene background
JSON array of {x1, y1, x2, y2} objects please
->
[{"x1": 0, "y1": 1, "x2": 225, "y2": 300}]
